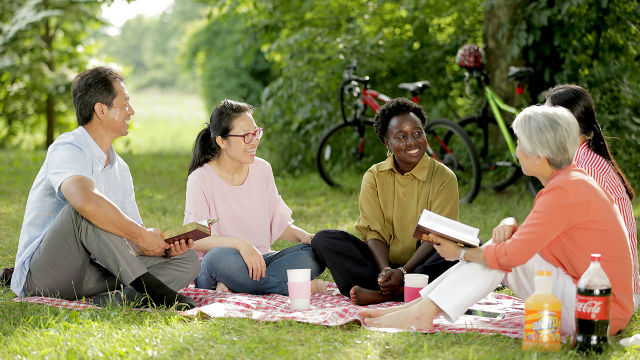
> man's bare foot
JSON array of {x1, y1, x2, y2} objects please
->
[
  {"x1": 311, "y1": 279, "x2": 328, "y2": 294},
  {"x1": 362, "y1": 298, "x2": 439, "y2": 330},
  {"x1": 350, "y1": 286, "x2": 399, "y2": 306},
  {"x1": 216, "y1": 282, "x2": 230, "y2": 292}
]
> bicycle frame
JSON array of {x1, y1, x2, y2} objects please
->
[
  {"x1": 343, "y1": 65, "x2": 467, "y2": 168},
  {"x1": 325, "y1": 62, "x2": 481, "y2": 201},
  {"x1": 358, "y1": 87, "x2": 448, "y2": 161},
  {"x1": 361, "y1": 88, "x2": 390, "y2": 113},
  {"x1": 484, "y1": 86, "x2": 520, "y2": 164}
]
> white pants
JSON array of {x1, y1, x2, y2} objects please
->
[{"x1": 419, "y1": 252, "x2": 577, "y2": 335}]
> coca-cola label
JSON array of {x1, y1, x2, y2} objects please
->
[{"x1": 575, "y1": 294, "x2": 611, "y2": 320}]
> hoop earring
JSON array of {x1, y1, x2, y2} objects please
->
[{"x1": 387, "y1": 149, "x2": 392, "y2": 157}]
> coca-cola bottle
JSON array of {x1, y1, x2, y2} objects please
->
[{"x1": 574, "y1": 253, "x2": 611, "y2": 353}]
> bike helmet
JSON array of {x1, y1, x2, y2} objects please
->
[{"x1": 456, "y1": 44, "x2": 483, "y2": 69}]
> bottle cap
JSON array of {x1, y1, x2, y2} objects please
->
[{"x1": 590, "y1": 253, "x2": 601, "y2": 262}]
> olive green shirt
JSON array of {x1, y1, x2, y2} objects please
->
[{"x1": 354, "y1": 154, "x2": 459, "y2": 265}]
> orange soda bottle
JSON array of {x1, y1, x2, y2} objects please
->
[{"x1": 522, "y1": 270, "x2": 562, "y2": 351}]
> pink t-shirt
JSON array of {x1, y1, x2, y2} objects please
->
[{"x1": 183, "y1": 158, "x2": 293, "y2": 256}]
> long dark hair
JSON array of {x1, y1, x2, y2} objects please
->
[
  {"x1": 545, "y1": 84, "x2": 634, "y2": 200},
  {"x1": 187, "y1": 99, "x2": 254, "y2": 176}
]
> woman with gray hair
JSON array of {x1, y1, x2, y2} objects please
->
[{"x1": 360, "y1": 105, "x2": 634, "y2": 335}]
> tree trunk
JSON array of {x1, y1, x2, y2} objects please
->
[
  {"x1": 482, "y1": 0, "x2": 527, "y2": 109},
  {"x1": 45, "y1": 94, "x2": 54, "y2": 147},
  {"x1": 43, "y1": 17, "x2": 55, "y2": 148}
]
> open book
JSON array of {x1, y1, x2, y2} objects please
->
[
  {"x1": 413, "y1": 209, "x2": 480, "y2": 248},
  {"x1": 162, "y1": 219, "x2": 216, "y2": 244}
]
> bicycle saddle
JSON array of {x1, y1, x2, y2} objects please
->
[
  {"x1": 507, "y1": 66, "x2": 534, "y2": 81},
  {"x1": 398, "y1": 80, "x2": 431, "y2": 95}
]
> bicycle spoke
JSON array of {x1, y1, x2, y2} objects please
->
[
  {"x1": 426, "y1": 119, "x2": 480, "y2": 203},
  {"x1": 316, "y1": 121, "x2": 384, "y2": 190},
  {"x1": 460, "y1": 115, "x2": 522, "y2": 191}
]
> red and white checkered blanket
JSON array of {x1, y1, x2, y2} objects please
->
[{"x1": 14, "y1": 283, "x2": 525, "y2": 338}]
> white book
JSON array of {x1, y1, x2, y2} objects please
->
[{"x1": 413, "y1": 209, "x2": 480, "y2": 247}]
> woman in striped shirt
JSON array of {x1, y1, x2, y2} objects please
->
[{"x1": 545, "y1": 84, "x2": 638, "y2": 309}]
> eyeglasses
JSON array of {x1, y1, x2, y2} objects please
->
[
  {"x1": 389, "y1": 129, "x2": 425, "y2": 144},
  {"x1": 224, "y1": 128, "x2": 264, "y2": 144}
]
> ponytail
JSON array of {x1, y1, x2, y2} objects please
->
[
  {"x1": 187, "y1": 126, "x2": 217, "y2": 176},
  {"x1": 187, "y1": 99, "x2": 255, "y2": 177},
  {"x1": 588, "y1": 130, "x2": 635, "y2": 200},
  {"x1": 545, "y1": 84, "x2": 635, "y2": 200}
]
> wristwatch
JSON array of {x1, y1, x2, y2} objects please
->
[
  {"x1": 459, "y1": 247, "x2": 468, "y2": 263},
  {"x1": 397, "y1": 266, "x2": 407, "y2": 275}
]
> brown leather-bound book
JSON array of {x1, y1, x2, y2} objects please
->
[
  {"x1": 162, "y1": 220, "x2": 214, "y2": 244},
  {"x1": 413, "y1": 209, "x2": 480, "y2": 248}
]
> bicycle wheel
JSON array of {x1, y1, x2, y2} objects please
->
[
  {"x1": 316, "y1": 120, "x2": 385, "y2": 190},
  {"x1": 525, "y1": 176, "x2": 543, "y2": 196},
  {"x1": 426, "y1": 118, "x2": 481, "y2": 203},
  {"x1": 459, "y1": 115, "x2": 522, "y2": 191}
]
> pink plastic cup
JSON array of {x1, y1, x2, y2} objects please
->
[
  {"x1": 287, "y1": 269, "x2": 311, "y2": 310},
  {"x1": 404, "y1": 273, "x2": 429, "y2": 303}
]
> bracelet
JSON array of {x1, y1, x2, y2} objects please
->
[
  {"x1": 381, "y1": 266, "x2": 391, "y2": 272},
  {"x1": 459, "y1": 247, "x2": 468, "y2": 263},
  {"x1": 397, "y1": 267, "x2": 407, "y2": 275}
]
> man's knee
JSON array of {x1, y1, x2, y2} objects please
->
[{"x1": 181, "y1": 249, "x2": 201, "y2": 280}]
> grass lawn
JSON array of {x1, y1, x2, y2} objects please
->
[{"x1": 1, "y1": 90, "x2": 639, "y2": 359}]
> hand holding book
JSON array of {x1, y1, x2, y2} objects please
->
[
  {"x1": 164, "y1": 237, "x2": 195, "y2": 258},
  {"x1": 430, "y1": 234, "x2": 467, "y2": 262},
  {"x1": 161, "y1": 219, "x2": 216, "y2": 258},
  {"x1": 413, "y1": 209, "x2": 480, "y2": 248},
  {"x1": 162, "y1": 219, "x2": 216, "y2": 244}
]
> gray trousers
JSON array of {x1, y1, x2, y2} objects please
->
[{"x1": 23, "y1": 205, "x2": 200, "y2": 300}]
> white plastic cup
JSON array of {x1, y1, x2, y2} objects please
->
[
  {"x1": 287, "y1": 268, "x2": 311, "y2": 310},
  {"x1": 404, "y1": 273, "x2": 429, "y2": 303}
]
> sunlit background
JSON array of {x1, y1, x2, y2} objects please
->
[
  {"x1": 102, "y1": 0, "x2": 174, "y2": 33},
  {"x1": 1, "y1": 0, "x2": 638, "y2": 186}
]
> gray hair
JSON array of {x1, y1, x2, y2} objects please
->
[{"x1": 512, "y1": 105, "x2": 580, "y2": 170}]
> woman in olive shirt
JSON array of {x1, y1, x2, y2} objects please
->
[{"x1": 311, "y1": 98, "x2": 459, "y2": 305}]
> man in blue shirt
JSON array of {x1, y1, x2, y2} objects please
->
[{"x1": 10, "y1": 66, "x2": 200, "y2": 309}]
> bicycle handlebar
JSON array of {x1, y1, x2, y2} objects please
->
[{"x1": 342, "y1": 60, "x2": 369, "y2": 84}]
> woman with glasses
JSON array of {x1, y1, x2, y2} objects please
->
[
  {"x1": 311, "y1": 97, "x2": 460, "y2": 305},
  {"x1": 184, "y1": 99, "x2": 325, "y2": 295}
]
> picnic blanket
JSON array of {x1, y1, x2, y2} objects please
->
[{"x1": 14, "y1": 283, "x2": 525, "y2": 338}]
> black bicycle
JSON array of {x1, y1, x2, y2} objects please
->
[{"x1": 316, "y1": 62, "x2": 481, "y2": 203}]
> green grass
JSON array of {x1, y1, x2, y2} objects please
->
[
  {"x1": 1, "y1": 90, "x2": 639, "y2": 359},
  {"x1": 114, "y1": 88, "x2": 209, "y2": 155}
]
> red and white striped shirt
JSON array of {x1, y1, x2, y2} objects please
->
[{"x1": 575, "y1": 141, "x2": 639, "y2": 295}]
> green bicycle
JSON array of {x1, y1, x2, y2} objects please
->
[{"x1": 454, "y1": 44, "x2": 541, "y2": 195}]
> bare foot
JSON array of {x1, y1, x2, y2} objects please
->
[
  {"x1": 363, "y1": 298, "x2": 439, "y2": 330},
  {"x1": 359, "y1": 306, "x2": 400, "y2": 318},
  {"x1": 216, "y1": 282, "x2": 230, "y2": 292},
  {"x1": 359, "y1": 296, "x2": 423, "y2": 318},
  {"x1": 311, "y1": 279, "x2": 328, "y2": 294},
  {"x1": 350, "y1": 286, "x2": 400, "y2": 306},
  {"x1": 359, "y1": 307, "x2": 388, "y2": 318}
]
